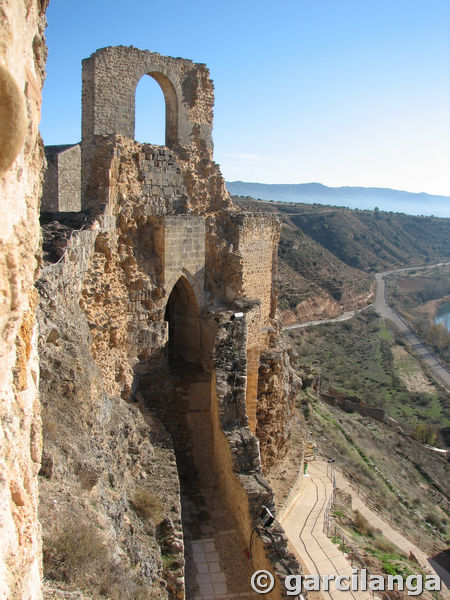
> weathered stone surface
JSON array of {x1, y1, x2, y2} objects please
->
[
  {"x1": 34, "y1": 45, "x2": 303, "y2": 600},
  {"x1": 0, "y1": 1, "x2": 47, "y2": 598},
  {"x1": 41, "y1": 144, "x2": 81, "y2": 212},
  {"x1": 257, "y1": 342, "x2": 302, "y2": 470},
  {"x1": 37, "y1": 258, "x2": 182, "y2": 599}
]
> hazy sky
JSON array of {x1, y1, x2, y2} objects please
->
[{"x1": 41, "y1": 0, "x2": 450, "y2": 196}]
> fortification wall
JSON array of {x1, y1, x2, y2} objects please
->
[
  {"x1": 0, "y1": 1, "x2": 47, "y2": 598},
  {"x1": 211, "y1": 317, "x2": 300, "y2": 599},
  {"x1": 37, "y1": 45, "x2": 302, "y2": 598},
  {"x1": 257, "y1": 346, "x2": 302, "y2": 470},
  {"x1": 37, "y1": 222, "x2": 184, "y2": 600},
  {"x1": 237, "y1": 214, "x2": 280, "y2": 336}
]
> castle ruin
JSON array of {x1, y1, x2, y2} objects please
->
[{"x1": 1, "y1": 19, "x2": 303, "y2": 600}]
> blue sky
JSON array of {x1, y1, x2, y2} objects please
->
[{"x1": 41, "y1": 0, "x2": 450, "y2": 196}]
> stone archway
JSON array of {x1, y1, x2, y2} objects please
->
[
  {"x1": 81, "y1": 46, "x2": 215, "y2": 205},
  {"x1": 164, "y1": 275, "x2": 201, "y2": 365},
  {"x1": 144, "y1": 71, "x2": 178, "y2": 147},
  {"x1": 81, "y1": 46, "x2": 213, "y2": 149},
  {"x1": 135, "y1": 71, "x2": 179, "y2": 147}
]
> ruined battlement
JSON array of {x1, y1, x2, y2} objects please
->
[
  {"x1": 81, "y1": 46, "x2": 215, "y2": 203},
  {"x1": 82, "y1": 46, "x2": 214, "y2": 146}
]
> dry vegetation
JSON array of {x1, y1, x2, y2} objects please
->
[
  {"x1": 283, "y1": 310, "x2": 450, "y2": 555},
  {"x1": 43, "y1": 518, "x2": 156, "y2": 600},
  {"x1": 288, "y1": 312, "x2": 449, "y2": 441},
  {"x1": 329, "y1": 490, "x2": 439, "y2": 600},
  {"x1": 302, "y1": 400, "x2": 449, "y2": 553}
]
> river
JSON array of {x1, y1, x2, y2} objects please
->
[{"x1": 435, "y1": 302, "x2": 450, "y2": 332}]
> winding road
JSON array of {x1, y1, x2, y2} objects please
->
[
  {"x1": 283, "y1": 263, "x2": 450, "y2": 389},
  {"x1": 374, "y1": 265, "x2": 450, "y2": 389}
]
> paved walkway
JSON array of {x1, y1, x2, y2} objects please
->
[
  {"x1": 281, "y1": 461, "x2": 450, "y2": 600},
  {"x1": 281, "y1": 462, "x2": 371, "y2": 600},
  {"x1": 140, "y1": 365, "x2": 257, "y2": 600}
]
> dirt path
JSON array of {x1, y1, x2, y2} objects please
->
[{"x1": 282, "y1": 306, "x2": 373, "y2": 331}]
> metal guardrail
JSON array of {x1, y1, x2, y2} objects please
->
[{"x1": 322, "y1": 463, "x2": 392, "y2": 600}]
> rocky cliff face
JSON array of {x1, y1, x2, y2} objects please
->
[
  {"x1": 0, "y1": 1, "x2": 47, "y2": 598},
  {"x1": 37, "y1": 253, "x2": 184, "y2": 599}
]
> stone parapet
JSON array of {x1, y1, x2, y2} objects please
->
[{"x1": 211, "y1": 316, "x2": 301, "y2": 599}]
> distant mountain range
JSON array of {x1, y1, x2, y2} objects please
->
[{"x1": 226, "y1": 181, "x2": 450, "y2": 218}]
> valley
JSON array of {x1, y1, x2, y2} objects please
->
[{"x1": 234, "y1": 194, "x2": 450, "y2": 596}]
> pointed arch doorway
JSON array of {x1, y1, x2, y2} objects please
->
[{"x1": 164, "y1": 276, "x2": 201, "y2": 366}]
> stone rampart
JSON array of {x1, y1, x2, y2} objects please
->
[
  {"x1": 211, "y1": 316, "x2": 301, "y2": 599},
  {"x1": 37, "y1": 221, "x2": 184, "y2": 600},
  {"x1": 237, "y1": 214, "x2": 280, "y2": 335},
  {"x1": 36, "y1": 45, "x2": 303, "y2": 598}
]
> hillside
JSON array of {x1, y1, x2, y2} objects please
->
[
  {"x1": 234, "y1": 196, "x2": 450, "y2": 324},
  {"x1": 227, "y1": 181, "x2": 450, "y2": 218}
]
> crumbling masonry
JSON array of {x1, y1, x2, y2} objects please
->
[{"x1": 3, "y1": 35, "x2": 303, "y2": 600}]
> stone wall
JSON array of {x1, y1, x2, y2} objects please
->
[
  {"x1": 237, "y1": 214, "x2": 280, "y2": 338},
  {"x1": 37, "y1": 45, "x2": 304, "y2": 599},
  {"x1": 211, "y1": 317, "x2": 301, "y2": 599},
  {"x1": 257, "y1": 345, "x2": 302, "y2": 470},
  {"x1": 42, "y1": 144, "x2": 81, "y2": 212},
  {"x1": 81, "y1": 46, "x2": 214, "y2": 201},
  {"x1": 55, "y1": 144, "x2": 81, "y2": 211},
  {"x1": 75, "y1": 138, "x2": 212, "y2": 397},
  {"x1": 0, "y1": 0, "x2": 47, "y2": 598},
  {"x1": 163, "y1": 216, "x2": 206, "y2": 299},
  {"x1": 41, "y1": 148, "x2": 58, "y2": 211},
  {"x1": 321, "y1": 392, "x2": 388, "y2": 424},
  {"x1": 37, "y1": 224, "x2": 184, "y2": 600}
]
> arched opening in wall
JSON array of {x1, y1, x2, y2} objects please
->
[
  {"x1": 139, "y1": 276, "x2": 256, "y2": 596},
  {"x1": 135, "y1": 72, "x2": 178, "y2": 147},
  {"x1": 164, "y1": 276, "x2": 201, "y2": 365}
]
